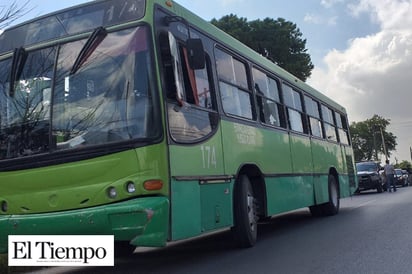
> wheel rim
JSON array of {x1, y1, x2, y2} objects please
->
[
  {"x1": 330, "y1": 182, "x2": 338, "y2": 207},
  {"x1": 247, "y1": 192, "x2": 257, "y2": 231}
]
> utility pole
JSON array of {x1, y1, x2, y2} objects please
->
[
  {"x1": 372, "y1": 131, "x2": 378, "y2": 161},
  {"x1": 410, "y1": 146, "x2": 412, "y2": 162},
  {"x1": 380, "y1": 127, "x2": 388, "y2": 161}
]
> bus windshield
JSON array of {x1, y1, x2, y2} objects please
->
[{"x1": 0, "y1": 26, "x2": 157, "y2": 161}]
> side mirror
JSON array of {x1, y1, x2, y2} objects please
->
[{"x1": 186, "y1": 38, "x2": 205, "y2": 70}]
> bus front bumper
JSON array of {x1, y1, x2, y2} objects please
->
[{"x1": 0, "y1": 197, "x2": 169, "y2": 254}]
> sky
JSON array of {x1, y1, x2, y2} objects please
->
[{"x1": 2, "y1": 0, "x2": 412, "y2": 163}]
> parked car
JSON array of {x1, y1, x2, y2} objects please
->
[
  {"x1": 394, "y1": 169, "x2": 408, "y2": 187},
  {"x1": 356, "y1": 161, "x2": 384, "y2": 193}
]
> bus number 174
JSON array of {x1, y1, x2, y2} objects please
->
[{"x1": 200, "y1": 145, "x2": 217, "y2": 169}]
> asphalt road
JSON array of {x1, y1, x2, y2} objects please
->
[{"x1": 31, "y1": 186, "x2": 412, "y2": 274}]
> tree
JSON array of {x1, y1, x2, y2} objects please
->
[
  {"x1": 211, "y1": 14, "x2": 314, "y2": 81},
  {"x1": 350, "y1": 114, "x2": 397, "y2": 162},
  {"x1": 396, "y1": 160, "x2": 411, "y2": 171},
  {"x1": 0, "y1": 0, "x2": 32, "y2": 30}
]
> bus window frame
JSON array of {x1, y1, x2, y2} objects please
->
[
  {"x1": 214, "y1": 46, "x2": 256, "y2": 122},
  {"x1": 281, "y1": 82, "x2": 308, "y2": 135},
  {"x1": 321, "y1": 104, "x2": 339, "y2": 143},
  {"x1": 252, "y1": 66, "x2": 286, "y2": 129},
  {"x1": 158, "y1": 29, "x2": 220, "y2": 144},
  {"x1": 304, "y1": 95, "x2": 324, "y2": 139}
]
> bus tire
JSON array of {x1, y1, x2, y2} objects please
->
[
  {"x1": 322, "y1": 174, "x2": 340, "y2": 216},
  {"x1": 232, "y1": 175, "x2": 258, "y2": 248},
  {"x1": 309, "y1": 174, "x2": 340, "y2": 217}
]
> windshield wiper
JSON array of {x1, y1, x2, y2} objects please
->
[
  {"x1": 70, "y1": 26, "x2": 107, "y2": 75},
  {"x1": 9, "y1": 47, "x2": 27, "y2": 97}
]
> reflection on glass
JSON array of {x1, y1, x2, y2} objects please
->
[
  {"x1": 321, "y1": 105, "x2": 334, "y2": 124},
  {"x1": 53, "y1": 27, "x2": 155, "y2": 150},
  {"x1": 0, "y1": 26, "x2": 157, "y2": 161},
  {"x1": 339, "y1": 129, "x2": 349, "y2": 145},
  {"x1": 310, "y1": 117, "x2": 323, "y2": 138},
  {"x1": 324, "y1": 123, "x2": 337, "y2": 142},
  {"x1": 288, "y1": 109, "x2": 303, "y2": 132},
  {"x1": 168, "y1": 104, "x2": 217, "y2": 143},
  {"x1": 283, "y1": 84, "x2": 302, "y2": 111},
  {"x1": 261, "y1": 99, "x2": 280, "y2": 127},
  {"x1": 0, "y1": 0, "x2": 146, "y2": 54},
  {"x1": 220, "y1": 82, "x2": 252, "y2": 119},
  {"x1": 215, "y1": 48, "x2": 248, "y2": 89},
  {"x1": 0, "y1": 48, "x2": 56, "y2": 160}
]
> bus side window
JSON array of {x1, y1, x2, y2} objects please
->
[
  {"x1": 215, "y1": 48, "x2": 253, "y2": 120},
  {"x1": 162, "y1": 32, "x2": 217, "y2": 143},
  {"x1": 336, "y1": 112, "x2": 350, "y2": 145},
  {"x1": 321, "y1": 105, "x2": 337, "y2": 142},
  {"x1": 283, "y1": 84, "x2": 308, "y2": 134},
  {"x1": 304, "y1": 95, "x2": 323, "y2": 138},
  {"x1": 253, "y1": 68, "x2": 285, "y2": 128}
]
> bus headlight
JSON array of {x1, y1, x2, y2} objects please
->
[
  {"x1": 107, "y1": 187, "x2": 117, "y2": 199},
  {"x1": 126, "y1": 182, "x2": 136, "y2": 193}
]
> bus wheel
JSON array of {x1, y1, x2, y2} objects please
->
[
  {"x1": 322, "y1": 174, "x2": 340, "y2": 216},
  {"x1": 115, "y1": 241, "x2": 136, "y2": 257},
  {"x1": 309, "y1": 174, "x2": 340, "y2": 217},
  {"x1": 232, "y1": 175, "x2": 258, "y2": 248}
]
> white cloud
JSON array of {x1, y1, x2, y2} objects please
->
[
  {"x1": 304, "y1": 13, "x2": 337, "y2": 26},
  {"x1": 321, "y1": 0, "x2": 344, "y2": 8},
  {"x1": 308, "y1": 0, "x2": 412, "y2": 161},
  {"x1": 349, "y1": 0, "x2": 412, "y2": 29},
  {"x1": 304, "y1": 13, "x2": 322, "y2": 24}
]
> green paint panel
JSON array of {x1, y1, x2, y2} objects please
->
[
  {"x1": 265, "y1": 176, "x2": 315, "y2": 215},
  {"x1": 170, "y1": 179, "x2": 234, "y2": 241},
  {"x1": 290, "y1": 134, "x2": 313, "y2": 173},
  {"x1": 220, "y1": 120, "x2": 292, "y2": 174},
  {"x1": 169, "y1": 132, "x2": 224, "y2": 177},
  {"x1": 200, "y1": 182, "x2": 233, "y2": 231},
  {"x1": 338, "y1": 175, "x2": 351, "y2": 198},
  {"x1": 171, "y1": 180, "x2": 202, "y2": 240},
  {"x1": 311, "y1": 138, "x2": 344, "y2": 173},
  {"x1": 313, "y1": 175, "x2": 329, "y2": 204}
]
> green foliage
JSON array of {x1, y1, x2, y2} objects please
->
[
  {"x1": 396, "y1": 160, "x2": 412, "y2": 170},
  {"x1": 211, "y1": 14, "x2": 314, "y2": 81},
  {"x1": 350, "y1": 114, "x2": 397, "y2": 162}
]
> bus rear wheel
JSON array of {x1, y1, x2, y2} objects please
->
[
  {"x1": 232, "y1": 175, "x2": 258, "y2": 248},
  {"x1": 309, "y1": 174, "x2": 340, "y2": 217},
  {"x1": 322, "y1": 174, "x2": 340, "y2": 216}
]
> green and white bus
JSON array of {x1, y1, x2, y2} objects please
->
[{"x1": 0, "y1": 0, "x2": 357, "y2": 254}]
